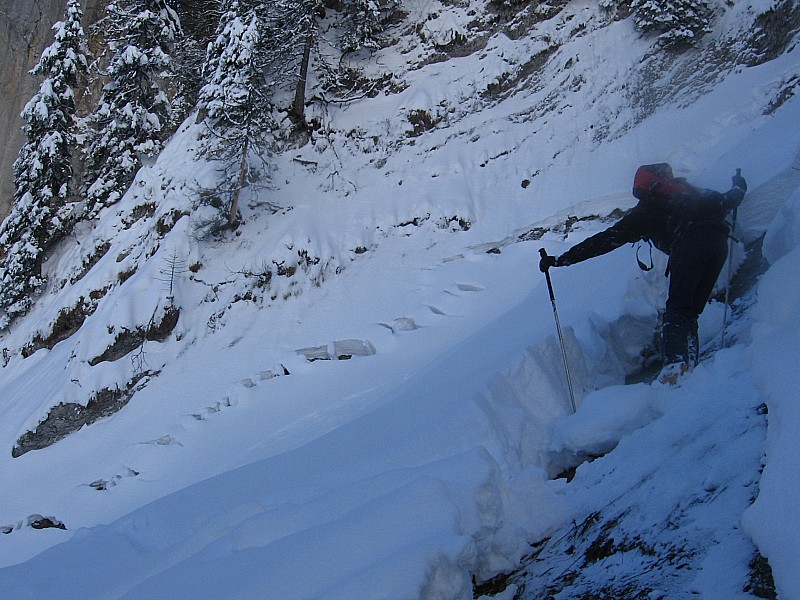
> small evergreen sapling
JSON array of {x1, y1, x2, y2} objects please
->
[{"x1": 157, "y1": 250, "x2": 188, "y2": 303}]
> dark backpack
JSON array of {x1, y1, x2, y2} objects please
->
[
  {"x1": 631, "y1": 163, "x2": 728, "y2": 272},
  {"x1": 633, "y1": 163, "x2": 692, "y2": 201},
  {"x1": 632, "y1": 163, "x2": 725, "y2": 222}
]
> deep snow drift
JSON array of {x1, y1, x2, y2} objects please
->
[{"x1": 1, "y1": 0, "x2": 799, "y2": 597}]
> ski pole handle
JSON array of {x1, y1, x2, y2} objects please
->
[
  {"x1": 732, "y1": 168, "x2": 747, "y2": 195},
  {"x1": 538, "y1": 248, "x2": 556, "y2": 273}
]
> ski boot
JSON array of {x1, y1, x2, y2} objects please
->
[{"x1": 658, "y1": 362, "x2": 691, "y2": 386}]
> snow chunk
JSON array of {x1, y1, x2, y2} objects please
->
[{"x1": 743, "y1": 243, "x2": 800, "y2": 598}]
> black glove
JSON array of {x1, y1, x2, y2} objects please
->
[
  {"x1": 539, "y1": 254, "x2": 556, "y2": 273},
  {"x1": 732, "y1": 169, "x2": 747, "y2": 193}
]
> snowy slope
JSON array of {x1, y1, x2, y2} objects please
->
[{"x1": 1, "y1": 0, "x2": 800, "y2": 597}]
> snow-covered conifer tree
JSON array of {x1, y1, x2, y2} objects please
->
[
  {"x1": 174, "y1": 0, "x2": 222, "y2": 41},
  {"x1": 195, "y1": 0, "x2": 400, "y2": 228},
  {"x1": 339, "y1": 0, "x2": 399, "y2": 54},
  {"x1": 0, "y1": 0, "x2": 88, "y2": 328},
  {"x1": 198, "y1": 1, "x2": 266, "y2": 132},
  {"x1": 281, "y1": 0, "x2": 319, "y2": 123},
  {"x1": 170, "y1": 0, "x2": 222, "y2": 124},
  {"x1": 631, "y1": 0, "x2": 711, "y2": 48},
  {"x1": 281, "y1": 0, "x2": 400, "y2": 122},
  {"x1": 227, "y1": 0, "x2": 319, "y2": 126},
  {"x1": 82, "y1": 0, "x2": 181, "y2": 217},
  {"x1": 197, "y1": 0, "x2": 275, "y2": 226}
]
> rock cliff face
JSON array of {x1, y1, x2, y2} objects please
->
[{"x1": 0, "y1": 0, "x2": 104, "y2": 218}]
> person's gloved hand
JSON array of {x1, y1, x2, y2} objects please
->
[
  {"x1": 539, "y1": 253, "x2": 556, "y2": 273},
  {"x1": 539, "y1": 254, "x2": 571, "y2": 272},
  {"x1": 732, "y1": 169, "x2": 747, "y2": 193}
]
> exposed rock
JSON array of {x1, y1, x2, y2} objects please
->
[
  {"x1": 12, "y1": 370, "x2": 157, "y2": 458},
  {"x1": 2, "y1": 514, "x2": 67, "y2": 535},
  {"x1": 22, "y1": 298, "x2": 95, "y2": 357},
  {"x1": 28, "y1": 514, "x2": 66, "y2": 530},
  {"x1": 88, "y1": 305, "x2": 180, "y2": 366},
  {"x1": 746, "y1": 551, "x2": 778, "y2": 599},
  {"x1": 156, "y1": 208, "x2": 190, "y2": 236},
  {"x1": 747, "y1": 0, "x2": 800, "y2": 66},
  {"x1": 70, "y1": 241, "x2": 112, "y2": 285}
]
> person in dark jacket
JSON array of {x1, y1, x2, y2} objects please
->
[{"x1": 541, "y1": 164, "x2": 747, "y2": 383}]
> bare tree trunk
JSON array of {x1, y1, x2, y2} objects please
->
[
  {"x1": 229, "y1": 133, "x2": 249, "y2": 226},
  {"x1": 291, "y1": 32, "x2": 313, "y2": 124}
]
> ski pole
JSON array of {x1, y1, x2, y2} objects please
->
[
  {"x1": 721, "y1": 168, "x2": 743, "y2": 348},
  {"x1": 721, "y1": 205, "x2": 738, "y2": 349},
  {"x1": 539, "y1": 248, "x2": 577, "y2": 413}
]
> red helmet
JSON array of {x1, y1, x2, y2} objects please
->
[{"x1": 633, "y1": 163, "x2": 674, "y2": 200}]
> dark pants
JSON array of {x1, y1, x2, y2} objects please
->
[{"x1": 662, "y1": 225, "x2": 729, "y2": 366}]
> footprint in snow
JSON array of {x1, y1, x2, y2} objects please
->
[
  {"x1": 140, "y1": 434, "x2": 183, "y2": 447},
  {"x1": 186, "y1": 367, "x2": 290, "y2": 422},
  {"x1": 379, "y1": 317, "x2": 420, "y2": 333},
  {"x1": 189, "y1": 395, "x2": 239, "y2": 421},
  {"x1": 296, "y1": 339, "x2": 377, "y2": 361},
  {"x1": 456, "y1": 283, "x2": 485, "y2": 292},
  {"x1": 88, "y1": 466, "x2": 140, "y2": 491}
]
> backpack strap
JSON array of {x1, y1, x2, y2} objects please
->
[{"x1": 636, "y1": 240, "x2": 654, "y2": 271}]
